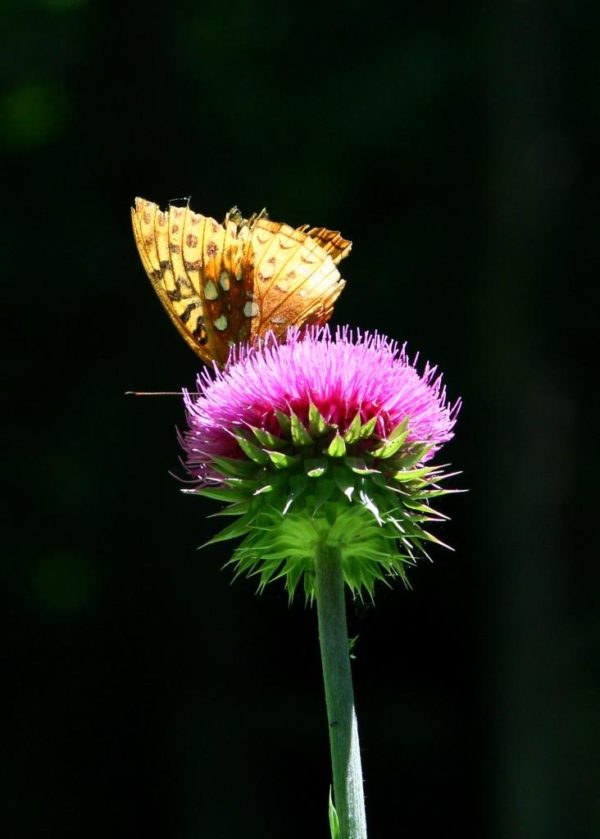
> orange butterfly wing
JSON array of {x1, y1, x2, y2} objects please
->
[
  {"x1": 131, "y1": 197, "x2": 351, "y2": 365},
  {"x1": 248, "y1": 219, "x2": 348, "y2": 333}
]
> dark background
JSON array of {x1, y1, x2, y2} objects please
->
[{"x1": 3, "y1": 1, "x2": 598, "y2": 837}]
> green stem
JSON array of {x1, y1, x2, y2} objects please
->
[{"x1": 315, "y1": 540, "x2": 368, "y2": 839}]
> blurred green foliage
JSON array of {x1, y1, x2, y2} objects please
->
[{"x1": 1, "y1": 82, "x2": 69, "y2": 148}]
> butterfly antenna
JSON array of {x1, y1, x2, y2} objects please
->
[
  {"x1": 226, "y1": 205, "x2": 245, "y2": 227},
  {"x1": 125, "y1": 390, "x2": 185, "y2": 397},
  {"x1": 168, "y1": 195, "x2": 192, "y2": 207}
]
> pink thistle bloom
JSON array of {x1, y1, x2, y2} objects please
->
[
  {"x1": 179, "y1": 326, "x2": 460, "y2": 599},
  {"x1": 182, "y1": 326, "x2": 459, "y2": 481}
]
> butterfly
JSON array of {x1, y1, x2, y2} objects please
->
[{"x1": 131, "y1": 197, "x2": 351, "y2": 365}]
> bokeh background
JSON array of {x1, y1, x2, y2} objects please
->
[{"x1": 3, "y1": 1, "x2": 598, "y2": 837}]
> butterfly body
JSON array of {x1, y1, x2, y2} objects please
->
[{"x1": 131, "y1": 197, "x2": 351, "y2": 365}]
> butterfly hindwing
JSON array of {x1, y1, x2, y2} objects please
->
[{"x1": 251, "y1": 220, "x2": 345, "y2": 332}]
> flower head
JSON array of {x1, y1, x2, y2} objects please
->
[{"x1": 181, "y1": 326, "x2": 460, "y2": 599}]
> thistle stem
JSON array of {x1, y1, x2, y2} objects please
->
[{"x1": 315, "y1": 540, "x2": 368, "y2": 839}]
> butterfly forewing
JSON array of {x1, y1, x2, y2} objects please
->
[
  {"x1": 132, "y1": 198, "x2": 212, "y2": 362},
  {"x1": 178, "y1": 207, "x2": 211, "y2": 355},
  {"x1": 306, "y1": 227, "x2": 352, "y2": 265},
  {"x1": 131, "y1": 197, "x2": 351, "y2": 365}
]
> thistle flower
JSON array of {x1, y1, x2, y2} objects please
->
[{"x1": 181, "y1": 326, "x2": 460, "y2": 600}]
